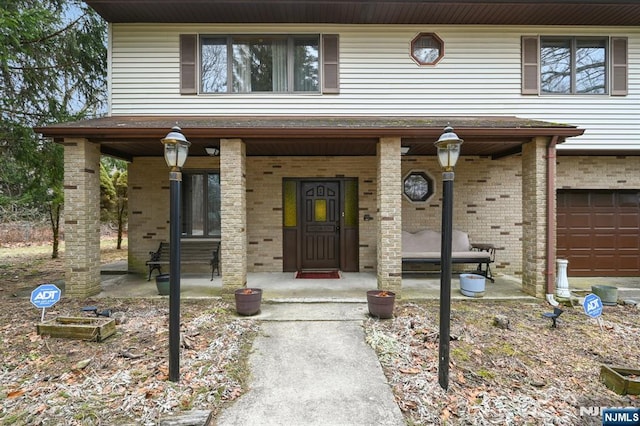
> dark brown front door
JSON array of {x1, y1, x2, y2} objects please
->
[{"x1": 301, "y1": 181, "x2": 340, "y2": 270}]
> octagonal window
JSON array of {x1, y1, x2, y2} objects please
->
[
  {"x1": 411, "y1": 33, "x2": 444, "y2": 65},
  {"x1": 403, "y1": 171, "x2": 434, "y2": 202}
]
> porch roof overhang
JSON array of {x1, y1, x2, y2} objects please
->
[
  {"x1": 35, "y1": 115, "x2": 584, "y2": 161},
  {"x1": 84, "y1": 0, "x2": 640, "y2": 26}
]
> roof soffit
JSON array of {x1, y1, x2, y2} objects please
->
[{"x1": 84, "y1": 1, "x2": 640, "y2": 26}]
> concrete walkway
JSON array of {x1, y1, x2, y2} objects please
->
[
  {"x1": 99, "y1": 265, "x2": 639, "y2": 425},
  {"x1": 216, "y1": 303, "x2": 405, "y2": 426}
]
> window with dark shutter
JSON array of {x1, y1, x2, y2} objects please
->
[
  {"x1": 322, "y1": 34, "x2": 339, "y2": 94},
  {"x1": 611, "y1": 37, "x2": 628, "y2": 96},
  {"x1": 180, "y1": 34, "x2": 197, "y2": 95},
  {"x1": 525, "y1": 35, "x2": 627, "y2": 96},
  {"x1": 521, "y1": 36, "x2": 539, "y2": 95},
  {"x1": 187, "y1": 33, "x2": 336, "y2": 95}
]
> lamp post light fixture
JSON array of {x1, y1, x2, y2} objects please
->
[
  {"x1": 434, "y1": 125, "x2": 463, "y2": 390},
  {"x1": 161, "y1": 126, "x2": 191, "y2": 382}
]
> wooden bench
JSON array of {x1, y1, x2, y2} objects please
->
[
  {"x1": 146, "y1": 240, "x2": 220, "y2": 281},
  {"x1": 402, "y1": 229, "x2": 496, "y2": 282}
]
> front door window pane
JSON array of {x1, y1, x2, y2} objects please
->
[
  {"x1": 344, "y1": 180, "x2": 358, "y2": 227},
  {"x1": 284, "y1": 180, "x2": 297, "y2": 227},
  {"x1": 315, "y1": 199, "x2": 327, "y2": 222}
]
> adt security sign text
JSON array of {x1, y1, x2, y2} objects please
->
[
  {"x1": 583, "y1": 293, "x2": 603, "y2": 319},
  {"x1": 31, "y1": 284, "x2": 62, "y2": 309}
]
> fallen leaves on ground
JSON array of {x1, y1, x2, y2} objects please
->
[
  {"x1": 0, "y1": 244, "x2": 258, "y2": 425},
  {"x1": 364, "y1": 301, "x2": 640, "y2": 426},
  {"x1": 0, "y1": 296, "x2": 258, "y2": 425},
  {"x1": 2, "y1": 242, "x2": 639, "y2": 425}
]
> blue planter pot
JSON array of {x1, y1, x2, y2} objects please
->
[{"x1": 459, "y1": 274, "x2": 486, "y2": 298}]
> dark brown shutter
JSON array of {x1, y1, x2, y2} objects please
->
[
  {"x1": 521, "y1": 36, "x2": 539, "y2": 95},
  {"x1": 611, "y1": 37, "x2": 628, "y2": 96},
  {"x1": 322, "y1": 34, "x2": 339, "y2": 94},
  {"x1": 180, "y1": 34, "x2": 197, "y2": 95}
]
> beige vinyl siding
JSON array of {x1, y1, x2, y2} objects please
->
[{"x1": 110, "y1": 24, "x2": 640, "y2": 150}]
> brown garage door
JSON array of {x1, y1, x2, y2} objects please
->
[{"x1": 557, "y1": 190, "x2": 640, "y2": 276}]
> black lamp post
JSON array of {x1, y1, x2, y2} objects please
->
[
  {"x1": 434, "y1": 125, "x2": 463, "y2": 390},
  {"x1": 161, "y1": 126, "x2": 191, "y2": 382}
]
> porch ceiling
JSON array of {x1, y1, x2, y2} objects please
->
[
  {"x1": 84, "y1": 0, "x2": 640, "y2": 26},
  {"x1": 35, "y1": 115, "x2": 584, "y2": 161}
]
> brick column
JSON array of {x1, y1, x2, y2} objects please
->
[
  {"x1": 521, "y1": 137, "x2": 549, "y2": 298},
  {"x1": 63, "y1": 138, "x2": 102, "y2": 297},
  {"x1": 220, "y1": 138, "x2": 247, "y2": 297},
  {"x1": 376, "y1": 137, "x2": 402, "y2": 296}
]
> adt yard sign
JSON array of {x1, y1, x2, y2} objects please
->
[
  {"x1": 583, "y1": 293, "x2": 603, "y2": 319},
  {"x1": 31, "y1": 284, "x2": 61, "y2": 309}
]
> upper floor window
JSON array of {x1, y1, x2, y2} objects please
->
[
  {"x1": 201, "y1": 35, "x2": 319, "y2": 93},
  {"x1": 180, "y1": 34, "x2": 339, "y2": 95},
  {"x1": 541, "y1": 37, "x2": 606, "y2": 94},
  {"x1": 410, "y1": 33, "x2": 444, "y2": 65},
  {"x1": 522, "y1": 36, "x2": 627, "y2": 96}
]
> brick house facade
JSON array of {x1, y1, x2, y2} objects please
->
[{"x1": 36, "y1": 1, "x2": 640, "y2": 299}]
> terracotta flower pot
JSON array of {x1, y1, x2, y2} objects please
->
[
  {"x1": 366, "y1": 290, "x2": 396, "y2": 319},
  {"x1": 234, "y1": 288, "x2": 262, "y2": 316}
]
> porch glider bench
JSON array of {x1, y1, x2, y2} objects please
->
[
  {"x1": 402, "y1": 229, "x2": 495, "y2": 282},
  {"x1": 146, "y1": 239, "x2": 220, "y2": 281}
]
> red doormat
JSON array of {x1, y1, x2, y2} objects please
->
[{"x1": 295, "y1": 270, "x2": 340, "y2": 279}]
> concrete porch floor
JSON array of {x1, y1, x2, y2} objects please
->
[{"x1": 98, "y1": 262, "x2": 640, "y2": 302}]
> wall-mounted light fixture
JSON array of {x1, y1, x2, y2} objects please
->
[
  {"x1": 205, "y1": 146, "x2": 220, "y2": 156},
  {"x1": 400, "y1": 146, "x2": 411, "y2": 155}
]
